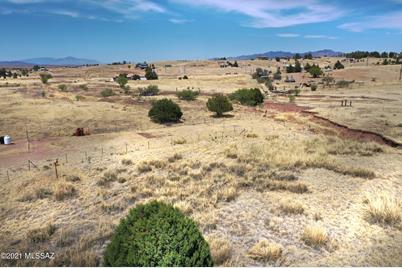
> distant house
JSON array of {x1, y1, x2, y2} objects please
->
[
  {"x1": 140, "y1": 76, "x2": 147, "y2": 81},
  {"x1": 136, "y1": 62, "x2": 149, "y2": 69}
]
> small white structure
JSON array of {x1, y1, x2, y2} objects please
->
[{"x1": 1, "y1": 135, "x2": 12, "y2": 145}]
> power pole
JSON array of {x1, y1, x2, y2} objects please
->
[{"x1": 400, "y1": 64, "x2": 402, "y2": 81}]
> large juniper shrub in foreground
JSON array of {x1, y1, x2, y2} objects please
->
[
  {"x1": 103, "y1": 201, "x2": 213, "y2": 267},
  {"x1": 148, "y1": 98, "x2": 183, "y2": 123}
]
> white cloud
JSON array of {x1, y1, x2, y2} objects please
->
[
  {"x1": 88, "y1": 0, "x2": 166, "y2": 19},
  {"x1": 339, "y1": 11, "x2": 402, "y2": 32},
  {"x1": 48, "y1": 9, "x2": 79, "y2": 18},
  {"x1": 171, "y1": 0, "x2": 344, "y2": 28},
  {"x1": 169, "y1": 18, "x2": 192, "y2": 24},
  {"x1": 7, "y1": 0, "x2": 48, "y2": 3},
  {"x1": 277, "y1": 33, "x2": 300, "y2": 37},
  {"x1": 304, "y1": 34, "x2": 337, "y2": 39}
]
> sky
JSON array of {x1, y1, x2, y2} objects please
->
[{"x1": 0, "y1": 0, "x2": 402, "y2": 62}]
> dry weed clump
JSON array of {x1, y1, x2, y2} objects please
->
[
  {"x1": 364, "y1": 190, "x2": 401, "y2": 226},
  {"x1": 174, "y1": 200, "x2": 193, "y2": 215},
  {"x1": 172, "y1": 137, "x2": 187, "y2": 145},
  {"x1": 121, "y1": 159, "x2": 133, "y2": 165},
  {"x1": 168, "y1": 153, "x2": 183, "y2": 163},
  {"x1": 148, "y1": 159, "x2": 167, "y2": 169},
  {"x1": 247, "y1": 239, "x2": 283, "y2": 262},
  {"x1": 207, "y1": 236, "x2": 232, "y2": 265},
  {"x1": 302, "y1": 225, "x2": 328, "y2": 247},
  {"x1": 54, "y1": 183, "x2": 76, "y2": 201},
  {"x1": 97, "y1": 170, "x2": 118, "y2": 186},
  {"x1": 279, "y1": 199, "x2": 305, "y2": 214},
  {"x1": 137, "y1": 162, "x2": 152, "y2": 173},
  {"x1": 65, "y1": 175, "x2": 81, "y2": 182},
  {"x1": 218, "y1": 186, "x2": 238, "y2": 202},
  {"x1": 27, "y1": 223, "x2": 56, "y2": 243}
]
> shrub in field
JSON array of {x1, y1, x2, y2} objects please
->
[
  {"x1": 139, "y1": 85, "x2": 159, "y2": 96},
  {"x1": 103, "y1": 201, "x2": 213, "y2": 267},
  {"x1": 206, "y1": 94, "x2": 233, "y2": 117},
  {"x1": 58, "y1": 84, "x2": 67, "y2": 91},
  {"x1": 79, "y1": 84, "x2": 88, "y2": 91},
  {"x1": 336, "y1": 80, "x2": 353, "y2": 88},
  {"x1": 40, "y1": 73, "x2": 52, "y2": 84},
  {"x1": 177, "y1": 89, "x2": 199, "y2": 101},
  {"x1": 148, "y1": 98, "x2": 182, "y2": 123},
  {"x1": 308, "y1": 64, "x2": 323, "y2": 78},
  {"x1": 116, "y1": 73, "x2": 128, "y2": 89},
  {"x1": 333, "y1": 60, "x2": 344, "y2": 69},
  {"x1": 145, "y1": 66, "x2": 158, "y2": 80},
  {"x1": 229, "y1": 88, "x2": 264, "y2": 106},
  {"x1": 101, "y1": 88, "x2": 115, "y2": 97},
  {"x1": 311, "y1": 84, "x2": 317, "y2": 91}
]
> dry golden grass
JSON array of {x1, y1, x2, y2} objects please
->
[
  {"x1": 218, "y1": 186, "x2": 238, "y2": 202},
  {"x1": 54, "y1": 183, "x2": 76, "y2": 201},
  {"x1": 302, "y1": 224, "x2": 328, "y2": 247},
  {"x1": 207, "y1": 235, "x2": 232, "y2": 265},
  {"x1": 364, "y1": 190, "x2": 401, "y2": 226},
  {"x1": 279, "y1": 199, "x2": 305, "y2": 214},
  {"x1": 247, "y1": 239, "x2": 283, "y2": 262},
  {"x1": 26, "y1": 223, "x2": 56, "y2": 243}
]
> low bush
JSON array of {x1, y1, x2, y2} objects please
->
[
  {"x1": 139, "y1": 85, "x2": 159, "y2": 96},
  {"x1": 229, "y1": 88, "x2": 264, "y2": 106},
  {"x1": 101, "y1": 88, "x2": 115, "y2": 97},
  {"x1": 58, "y1": 84, "x2": 67, "y2": 91},
  {"x1": 148, "y1": 98, "x2": 182, "y2": 123},
  {"x1": 103, "y1": 201, "x2": 213, "y2": 266},
  {"x1": 206, "y1": 94, "x2": 233, "y2": 117},
  {"x1": 177, "y1": 89, "x2": 199, "y2": 101}
]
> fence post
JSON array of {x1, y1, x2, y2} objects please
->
[
  {"x1": 7, "y1": 170, "x2": 10, "y2": 182},
  {"x1": 54, "y1": 159, "x2": 59, "y2": 179}
]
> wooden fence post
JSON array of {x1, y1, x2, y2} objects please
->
[{"x1": 54, "y1": 159, "x2": 59, "y2": 179}]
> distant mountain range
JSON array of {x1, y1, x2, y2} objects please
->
[
  {"x1": 226, "y1": 49, "x2": 343, "y2": 60},
  {"x1": 0, "y1": 56, "x2": 100, "y2": 67}
]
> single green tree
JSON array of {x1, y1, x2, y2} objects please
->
[
  {"x1": 206, "y1": 94, "x2": 233, "y2": 117},
  {"x1": 148, "y1": 98, "x2": 182, "y2": 123},
  {"x1": 333, "y1": 60, "x2": 344, "y2": 69},
  {"x1": 116, "y1": 74, "x2": 128, "y2": 88},
  {"x1": 39, "y1": 73, "x2": 52, "y2": 84},
  {"x1": 308, "y1": 64, "x2": 323, "y2": 78},
  {"x1": 145, "y1": 66, "x2": 158, "y2": 80},
  {"x1": 103, "y1": 201, "x2": 213, "y2": 267}
]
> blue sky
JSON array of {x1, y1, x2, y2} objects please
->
[{"x1": 0, "y1": 0, "x2": 401, "y2": 62}]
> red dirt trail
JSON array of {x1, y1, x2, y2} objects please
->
[{"x1": 264, "y1": 101, "x2": 402, "y2": 148}]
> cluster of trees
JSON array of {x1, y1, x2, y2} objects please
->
[
  {"x1": 0, "y1": 68, "x2": 30, "y2": 79},
  {"x1": 345, "y1": 51, "x2": 402, "y2": 59},
  {"x1": 226, "y1": 61, "x2": 239, "y2": 67},
  {"x1": 148, "y1": 88, "x2": 264, "y2": 123},
  {"x1": 145, "y1": 66, "x2": 158, "y2": 80},
  {"x1": 109, "y1": 60, "x2": 129, "y2": 65},
  {"x1": 252, "y1": 67, "x2": 270, "y2": 83},
  {"x1": 286, "y1": 60, "x2": 302, "y2": 73}
]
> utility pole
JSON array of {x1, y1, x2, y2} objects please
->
[{"x1": 399, "y1": 64, "x2": 402, "y2": 81}]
